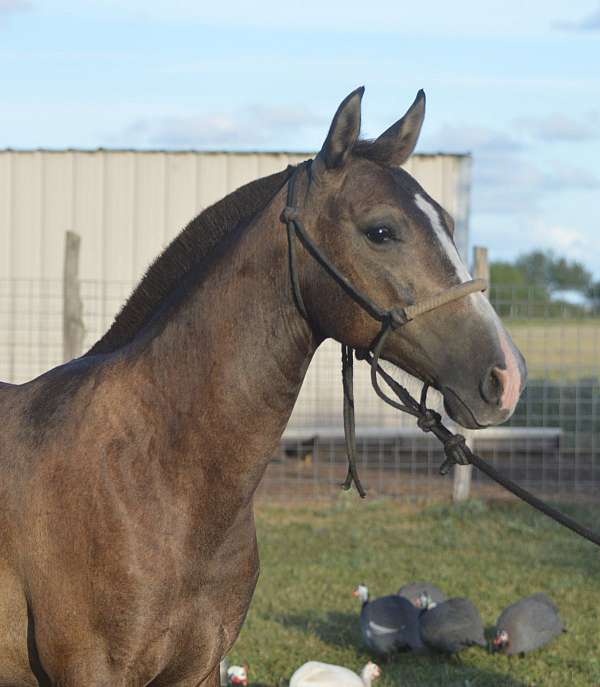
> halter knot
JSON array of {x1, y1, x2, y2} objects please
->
[
  {"x1": 417, "y1": 410, "x2": 441, "y2": 433},
  {"x1": 388, "y1": 308, "x2": 411, "y2": 329},
  {"x1": 281, "y1": 206, "x2": 301, "y2": 224},
  {"x1": 354, "y1": 348, "x2": 369, "y2": 361},
  {"x1": 439, "y1": 434, "x2": 470, "y2": 475}
]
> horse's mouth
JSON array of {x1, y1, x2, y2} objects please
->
[
  {"x1": 441, "y1": 387, "x2": 489, "y2": 429},
  {"x1": 379, "y1": 356, "x2": 490, "y2": 430}
]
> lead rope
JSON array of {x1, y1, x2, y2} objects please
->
[
  {"x1": 355, "y1": 351, "x2": 600, "y2": 547},
  {"x1": 341, "y1": 344, "x2": 366, "y2": 497},
  {"x1": 282, "y1": 160, "x2": 600, "y2": 548}
]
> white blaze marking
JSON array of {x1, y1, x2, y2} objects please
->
[
  {"x1": 414, "y1": 191, "x2": 499, "y2": 327},
  {"x1": 414, "y1": 191, "x2": 523, "y2": 412},
  {"x1": 414, "y1": 193, "x2": 471, "y2": 281}
]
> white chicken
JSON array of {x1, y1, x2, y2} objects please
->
[{"x1": 290, "y1": 661, "x2": 381, "y2": 687}]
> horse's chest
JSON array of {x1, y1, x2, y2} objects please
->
[
  {"x1": 26, "y1": 500, "x2": 260, "y2": 685},
  {"x1": 147, "y1": 525, "x2": 260, "y2": 683}
]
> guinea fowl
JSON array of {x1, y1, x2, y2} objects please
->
[
  {"x1": 493, "y1": 593, "x2": 565, "y2": 656},
  {"x1": 226, "y1": 665, "x2": 249, "y2": 687},
  {"x1": 290, "y1": 661, "x2": 381, "y2": 687},
  {"x1": 419, "y1": 597, "x2": 486, "y2": 654},
  {"x1": 526, "y1": 592, "x2": 559, "y2": 612},
  {"x1": 397, "y1": 582, "x2": 446, "y2": 610},
  {"x1": 353, "y1": 583, "x2": 425, "y2": 655}
]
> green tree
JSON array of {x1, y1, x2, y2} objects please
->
[
  {"x1": 490, "y1": 261, "x2": 528, "y2": 287},
  {"x1": 490, "y1": 251, "x2": 593, "y2": 318},
  {"x1": 515, "y1": 250, "x2": 591, "y2": 293},
  {"x1": 489, "y1": 261, "x2": 537, "y2": 317},
  {"x1": 549, "y1": 256, "x2": 591, "y2": 292},
  {"x1": 515, "y1": 250, "x2": 551, "y2": 289},
  {"x1": 588, "y1": 281, "x2": 600, "y2": 314}
]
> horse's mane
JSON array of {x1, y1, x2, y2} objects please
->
[{"x1": 86, "y1": 165, "x2": 295, "y2": 356}]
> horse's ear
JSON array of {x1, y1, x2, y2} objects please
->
[
  {"x1": 375, "y1": 90, "x2": 426, "y2": 166},
  {"x1": 316, "y1": 86, "x2": 364, "y2": 170}
]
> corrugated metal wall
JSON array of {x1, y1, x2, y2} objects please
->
[
  {"x1": 0, "y1": 151, "x2": 311, "y2": 281},
  {"x1": 0, "y1": 150, "x2": 470, "y2": 282},
  {"x1": 0, "y1": 150, "x2": 471, "y2": 429}
]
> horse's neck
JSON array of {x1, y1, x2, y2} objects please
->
[{"x1": 131, "y1": 186, "x2": 317, "y2": 491}]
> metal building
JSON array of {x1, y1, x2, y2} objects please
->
[{"x1": 0, "y1": 149, "x2": 471, "y2": 429}]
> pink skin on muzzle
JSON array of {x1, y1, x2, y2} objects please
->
[{"x1": 495, "y1": 327, "x2": 523, "y2": 412}]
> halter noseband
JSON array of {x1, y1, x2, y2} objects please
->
[{"x1": 280, "y1": 159, "x2": 600, "y2": 549}]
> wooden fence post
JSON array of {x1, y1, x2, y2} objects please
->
[
  {"x1": 63, "y1": 231, "x2": 85, "y2": 361},
  {"x1": 453, "y1": 245, "x2": 490, "y2": 502}
]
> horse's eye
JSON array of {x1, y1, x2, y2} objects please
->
[{"x1": 365, "y1": 226, "x2": 393, "y2": 244}]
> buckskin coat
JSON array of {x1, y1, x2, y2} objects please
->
[{"x1": 0, "y1": 87, "x2": 525, "y2": 686}]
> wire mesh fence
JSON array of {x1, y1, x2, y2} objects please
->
[{"x1": 0, "y1": 279, "x2": 597, "y2": 504}]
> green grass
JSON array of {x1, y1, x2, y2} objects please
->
[
  {"x1": 503, "y1": 319, "x2": 600, "y2": 381},
  {"x1": 230, "y1": 496, "x2": 600, "y2": 687}
]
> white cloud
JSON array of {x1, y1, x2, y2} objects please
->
[
  {"x1": 426, "y1": 123, "x2": 599, "y2": 215},
  {"x1": 531, "y1": 223, "x2": 590, "y2": 262},
  {"x1": 0, "y1": 0, "x2": 30, "y2": 14},
  {"x1": 473, "y1": 214, "x2": 600, "y2": 277},
  {"x1": 555, "y1": 2, "x2": 600, "y2": 30},
  {"x1": 47, "y1": 0, "x2": 579, "y2": 37},
  {"x1": 425, "y1": 124, "x2": 530, "y2": 212},
  {"x1": 541, "y1": 164, "x2": 599, "y2": 191},
  {"x1": 427, "y1": 124, "x2": 523, "y2": 155},
  {"x1": 515, "y1": 113, "x2": 598, "y2": 142},
  {"x1": 117, "y1": 105, "x2": 326, "y2": 149}
]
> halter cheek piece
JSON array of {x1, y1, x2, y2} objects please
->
[{"x1": 281, "y1": 159, "x2": 600, "y2": 548}]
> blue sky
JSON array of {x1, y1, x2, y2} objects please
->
[{"x1": 1, "y1": 0, "x2": 599, "y2": 277}]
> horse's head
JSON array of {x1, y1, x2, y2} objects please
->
[{"x1": 297, "y1": 87, "x2": 526, "y2": 429}]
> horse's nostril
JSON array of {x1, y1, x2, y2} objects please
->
[{"x1": 480, "y1": 366, "x2": 504, "y2": 406}]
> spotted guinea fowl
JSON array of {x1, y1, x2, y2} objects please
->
[
  {"x1": 397, "y1": 581, "x2": 446, "y2": 611},
  {"x1": 419, "y1": 597, "x2": 486, "y2": 654},
  {"x1": 290, "y1": 661, "x2": 381, "y2": 687},
  {"x1": 493, "y1": 593, "x2": 565, "y2": 656},
  {"x1": 353, "y1": 583, "x2": 425, "y2": 655}
]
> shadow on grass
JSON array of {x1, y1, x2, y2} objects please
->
[
  {"x1": 276, "y1": 611, "x2": 360, "y2": 650},
  {"x1": 383, "y1": 658, "x2": 531, "y2": 687}
]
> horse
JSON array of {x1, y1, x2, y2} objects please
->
[{"x1": 0, "y1": 87, "x2": 526, "y2": 686}]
